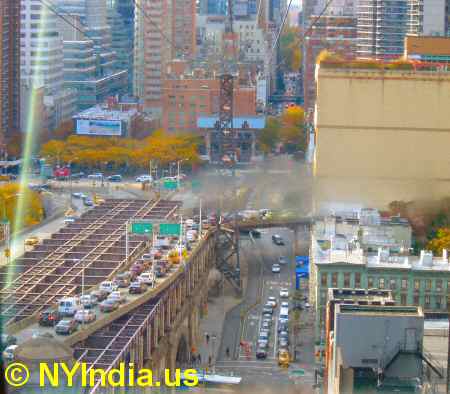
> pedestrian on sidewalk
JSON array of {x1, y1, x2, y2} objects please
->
[
  {"x1": 198, "y1": 353, "x2": 202, "y2": 365},
  {"x1": 205, "y1": 333, "x2": 210, "y2": 345},
  {"x1": 226, "y1": 347, "x2": 230, "y2": 359},
  {"x1": 208, "y1": 355, "x2": 212, "y2": 368}
]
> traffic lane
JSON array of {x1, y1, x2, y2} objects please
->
[{"x1": 243, "y1": 229, "x2": 294, "y2": 361}]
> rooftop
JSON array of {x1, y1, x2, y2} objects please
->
[
  {"x1": 198, "y1": 115, "x2": 266, "y2": 129},
  {"x1": 336, "y1": 304, "x2": 423, "y2": 317},
  {"x1": 74, "y1": 105, "x2": 138, "y2": 121},
  {"x1": 405, "y1": 35, "x2": 450, "y2": 57}
]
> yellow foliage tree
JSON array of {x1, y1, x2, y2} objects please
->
[
  {"x1": 427, "y1": 228, "x2": 450, "y2": 255},
  {"x1": 0, "y1": 183, "x2": 44, "y2": 236}
]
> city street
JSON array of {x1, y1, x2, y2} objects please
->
[{"x1": 213, "y1": 226, "x2": 316, "y2": 391}]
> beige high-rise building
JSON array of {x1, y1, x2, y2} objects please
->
[
  {"x1": 134, "y1": 0, "x2": 196, "y2": 116},
  {"x1": 313, "y1": 65, "x2": 450, "y2": 211}
]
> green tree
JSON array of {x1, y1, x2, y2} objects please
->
[
  {"x1": 258, "y1": 117, "x2": 281, "y2": 153},
  {"x1": 280, "y1": 26, "x2": 302, "y2": 72}
]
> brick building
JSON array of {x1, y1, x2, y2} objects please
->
[
  {"x1": 303, "y1": 14, "x2": 356, "y2": 114},
  {"x1": 134, "y1": 0, "x2": 196, "y2": 115},
  {"x1": 162, "y1": 71, "x2": 256, "y2": 133}
]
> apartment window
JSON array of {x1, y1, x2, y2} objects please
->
[
  {"x1": 368, "y1": 276, "x2": 374, "y2": 288},
  {"x1": 414, "y1": 279, "x2": 420, "y2": 291},
  {"x1": 426, "y1": 280, "x2": 432, "y2": 291},
  {"x1": 436, "y1": 279, "x2": 443, "y2": 292},
  {"x1": 425, "y1": 295, "x2": 431, "y2": 308},
  {"x1": 401, "y1": 278, "x2": 408, "y2": 290},
  {"x1": 355, "y1": 273, "x2": 361, "y2": 288},
  {"x1": 436, "y1": 295, "x2": 442, "y2": 309},
  {"x1": 413, "y1": 295, "x2": 419, "y2": 305},
  {"x1": 343, "y1": 273, "x2": 350, "y2": 288},
  {"x1": 390, "y1": 279, "x2": 397, "y2": 290},
  {"x1": 331, "y1": 273, "x2": 338, "y2": 287},
  {"x1": 400, "y1": 294, "x2": 407, "y2": 306},
  {"x1": 379, "y1": 278, "x2": 385, "y2": 289},
  {"x1": 321, "y1": 273, "x2": 327, "y2": 287}
]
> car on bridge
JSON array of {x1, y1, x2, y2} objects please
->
[
  {"x1": 99, "y1": 281, "x2": 118, "y2": 294},
  {"x1": 108, "y1": 291, "x2": 127, "y2": 304},
  {"x1": 55, "y1": 318, "x2": 78, "y2": 335},
  {"x1": 58, "y1": 297, "x2": 82, "y2": 317},
  {"x1": 90, "y1": 289, "x2": 108, "y2": 302},
  {"x1": 129, "y1": 281, "x2": 146, "y2": 294},
  {"x1": 99, "y1": 299, "x2": 119, "y2": 313},
  {"x1": 74, "y1": 309, "x2": 96, "y2": 324},
  {"x1": 114, "y1": 272, "x2": 131, "y2": 288},
  {"x1": 38, "y1": 309, "x2": 61, "y2": 327},
  {"x1": 80, "y1": 294, "x2": 98, "y2": 309},
  {"x1": 138, "y1": 272, "x2": 155, "y2": 286}
]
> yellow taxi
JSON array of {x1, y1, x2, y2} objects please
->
[
  {"x1": 24, "y1": 236, "x2": 40, "y2": 246},
  {"x1": 278, "y1": 349, "x2": 290, "y2": 368}
]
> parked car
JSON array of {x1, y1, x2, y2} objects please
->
[
  {"x1": 261, "y1": 320, "x2": 271, "y2": 330},
  {"x1": 99, "y1": 299, "x2": 119, "y2": 313},
  {"x1": 281, "y1": 301, "x2": 289, "y2": 309},
  {"x1": 24, "y1": 236, "x2": 40, "y2": 246},
  {"x1": 79, "y1": 294, "x2": 98, "y2": 309},
  {"x1": 99, "y1": 281, "x2": 118, "y2": 294},
  {"x1": 271, "y1": 264, "x2": 281, "y2": 273},
  {"x1": 38, "y1": 309, "x2": 61, "y2": 327},
  {"x1": 2, "y1": 345, "x2": 18, "y2": 361},
  {"x1": 107, "y1": 174, "x2": 122, "y2": 182},
  {"x1": 90, "y1": 289, "x2": 108, "y2": 302},
  {"x1": 262, "y1": 318, "x2": 272, "y2": 327},
  {"x1": 108, "y1": 291, "x2": 127, "y2": 304},
  {"x1": 278, "y1": 322, "x2": 289, "y2": 333},
  {"x1": 129, "y1": 281, "x2": 146, "y2": 294},
  {"x1": 280, "y1": 288, "x2": 289, "y2": 298},
  {"x1": 74, "y1": 309, "x2": 96, "y2": 324},
  {"x1": 55, "y1": 319, "x2": 78, "y2": 335},
  {"x1": 136, "y1": 175, "x2": 153, "y2": 183},
  {"x1": 272, "y1": 234, "x2": 284, "y2": 245}
]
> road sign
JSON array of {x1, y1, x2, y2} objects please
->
[
  {"x1": 163, "y1": 180, "x2": 178, "y2": 190},
  {"x1": 131, "y1": 222, "x2": 153, "y2": 235},
  {"x1": 159, "y1": 223, "x2": 181, "y2": 236}
]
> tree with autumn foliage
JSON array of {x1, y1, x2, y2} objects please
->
[
  {"x1": 280, "y1": 26, "x2": 302, "y2": 72},
  {"x1": 427, "y1": 228, "x2": 450, "y2": 255},
  {"x1": 0, "y1": 183, "x2": 44, "y2": 238},
  {"x1": 40, "y1": 130, "x2": 201, "y2": 172}
]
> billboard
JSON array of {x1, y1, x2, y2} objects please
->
[{"x1": 76, "y1": 119, "x2": 122, "y2": 136}]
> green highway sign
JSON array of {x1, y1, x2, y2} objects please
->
[
  {"x1": 163, "y1": 180, "x2": 178, "y2": 190},
  {"x1": 131, "y1": 222, "x2": 153, "y2": 235},
  {"x1": 159, "y1": 223, "x2": 181, "y2": 236}
]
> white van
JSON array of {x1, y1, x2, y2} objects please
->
[
  {"x1": 279, "y1": 307, "x2": 289, "y2": 323},
  {"x1": 58, "y1": 297, "x2": 81, "y2": 316}
]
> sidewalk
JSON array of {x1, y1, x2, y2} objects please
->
[{"x1": 194, "y1": 292, "x2": 240, "y2": 372}]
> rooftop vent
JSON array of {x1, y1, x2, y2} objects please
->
[{"x1": 419, "y1": 250, "x2": 433, "y2": 267}]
